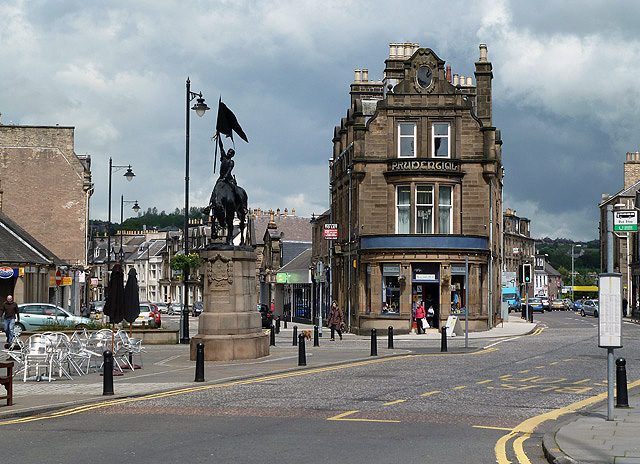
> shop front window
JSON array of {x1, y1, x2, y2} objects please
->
[
  {"x1": 451, "y1": 264, "x2": 466, "y2": 315},
  {"x1": 382, "y1": 264, "x2": 401, "y2": 314},
  {"x1": 365, "y1": 264, "x2": 371, "y2": 314}
]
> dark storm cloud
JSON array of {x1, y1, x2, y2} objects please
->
[{"x1": 0, "y1": 0, "x2": 636, "y2": 240}]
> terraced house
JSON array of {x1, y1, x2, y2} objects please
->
[{"x1": 330, "y1": 43, "x2": 503, "y2": 334}]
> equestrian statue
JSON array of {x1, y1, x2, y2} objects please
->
[{"x1": 204, "y1": 139, "x2": 248, "y2": 246}]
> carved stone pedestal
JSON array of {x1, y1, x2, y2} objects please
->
[{"x1": 189, "y1": 246, "x2": 269, "y2": 361}]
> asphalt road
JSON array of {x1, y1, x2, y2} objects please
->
[{"x1": 2, "y1": 310, "x2": 637, "y2": 464}]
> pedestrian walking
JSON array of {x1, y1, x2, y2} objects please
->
[
  {"x1": 415, "y1": 300, "x2": 427, "y2": 334},
  {"x1": 327, "y1": 301, "x2": 344, "y2": 341},
  {"x1": 1, "y1": 295, "x2": 20, "y2": 345},
  {"x1": 623, "y1": 297, "x2": 628, "y2": 317}
]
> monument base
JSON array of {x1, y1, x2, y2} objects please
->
[
  {"x1": 189, "y1": 246, "x2": 269, "y2": 361},
  {"x1": 190, "y1": 332, "x2": 269, "y2": 361}
]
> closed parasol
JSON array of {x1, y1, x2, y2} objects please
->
[{"x1": 123, "y1": 268, "x2": 140, "y2": 324}]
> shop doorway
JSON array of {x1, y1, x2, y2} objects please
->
[
  {"x1": 412, "y1": 282, "x2": 440, "y2": 329},
  {"x1": 0, "y1": 276, "x2": 16, "y2": 304}
]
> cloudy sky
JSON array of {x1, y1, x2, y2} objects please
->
[{"x1": 1, "y1": 0, "x2": 638, "y2": 241}]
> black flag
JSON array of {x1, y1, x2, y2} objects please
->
[{"x1": 216, "y1": 99, "x2": 248, "y2": 143}]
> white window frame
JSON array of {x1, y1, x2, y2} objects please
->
[
  {"x1": 432, "y1": 122, "x2": 450, "y2": 158},
  {"x1": 415, "y1": 185, "x2": 434, "y2": 234},
  {"x1": 396, "y1": 185, "x2": 411, "y2": 234},
  {"x1": 398, "y1": 122, "x2": 416, "y2": 158},
  {"x1": 438, "y1": 185, "x2": 453, "y2": 234}
]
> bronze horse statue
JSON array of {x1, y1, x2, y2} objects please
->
[{"x1": 204, "y1": 147, "x2": 248, "y2": 245}]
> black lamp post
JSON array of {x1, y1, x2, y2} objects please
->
[
  {"x1": 106, "y1": 158, "x2": 135, "y2": 292},
  {"x1": 119, "y1": 196, "x2": 141, "y2": 263},
  {"x1": 182, "y1": 77, "x2": 210, "y2": 344}
]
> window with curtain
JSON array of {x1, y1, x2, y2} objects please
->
[
  {"x1": 433, "y1": 122, "x2": 450, "y2": 157},
  {"x1": 396, "y1": 186, "x2": 410, "y2": 233},
  {"x1": 416, "y1": 185, "x2": 433, "y2": 234},
  {"x1": 438, "y1": 185, "x2": 452, "y2": 234}
]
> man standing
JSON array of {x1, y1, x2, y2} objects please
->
[{"x1": 1, "y1": 295, "x2": 20, "y2": 345}]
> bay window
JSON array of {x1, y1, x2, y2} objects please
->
[
  {"x1": 416, "y1": 185, "x2": 433, "y2": 234},
  {"x1": 396, "y1": 186, "x2": 410, "y2": 234},
  {"x1": 438, "y1": 186, "x2": 452, "y2": 234}
]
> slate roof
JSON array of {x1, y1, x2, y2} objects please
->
[
  {"x1": 278, "y1": 248, "x2": 312, "y2": 273},
  {"x1": 0, "y1": 210, "x2": 64, "y2": 265},
  {"x1": 250, "y1": 215, "x2": 312, "y2": 246},
  {"x1": 281, "y1": 241, "x2": 312, "y2": 267}
]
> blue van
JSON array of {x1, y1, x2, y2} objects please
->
[{"x1": 502, "y1": 287, "x2": 520, "y2": 312}]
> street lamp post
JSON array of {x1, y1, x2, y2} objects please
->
[
  {"x1": 106, "y1": 158, "x2": 135, "y2": 293},
  {"x1": 120, "y1": 195, "x2": 140, "y2": 262},
  {"x1": 571, "y1": 244, "x2": 581, "y2": 301},
  {"x1": 182, "y1": 78, "x2": 210, "y2": 344}
]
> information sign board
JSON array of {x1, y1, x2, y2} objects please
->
[
  {"x1": 614, "y1": 210, "x2": 637, "y2": 231},
  {"x1": 598, "y1": 273, "x2": 622, "y2": 348},
  {"x1": 323, "y1": 224, "x2": 338, "y2": 239}
]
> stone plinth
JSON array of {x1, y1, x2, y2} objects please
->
[{"x1": 190, "y1": 246, "x2": 269, "y2": 361}]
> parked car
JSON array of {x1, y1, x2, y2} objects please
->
[
  {"x1": 257, "y1": 303, "x2": 273, "y2": 329},
  {"x1": 541, "y1": 297, "x2": 550, "y2": 310},
  {"x1": 8, "y1": 303, "x2": 93, "y2": 335},
  {"x1": 155, "y1": 302, "x2": 169, "y2": 314},
  {"x1": 562, "y1": 299, "x2": 574, "y2": 311},
  {"x1": 192, "y1": 301, "x2": 203, "y2": 317},
  {"x1": 581, "y1": 299, "x2": 599, "y2": 317},
  {"x1": 91, "y1": 301, "x2": 105, "y2": 314},
  {"x1": 550, "y1": 299, "x2": 565, "y2": 310},
  {"x1": 573, "y1": 300, "x2": 583, "y2": 312},
  {"x1": 168, "y1": 303, "x2": 183, "y2": 315},
  {"x1": 134, "y1": 302, "x2": 161, "y2": 327},
  {"x1": 523, "y1": 297, "x2": 545, "y2": 313}
]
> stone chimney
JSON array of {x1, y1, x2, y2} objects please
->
[
  {"x1": 624, "y1": 152, "x2": 640, "y2": 189},
  {"x1": 292, "y1": 209, "x2": 295, "y2": 216},
  {"x1": 284, "y1": 208, "x2": 288, "y2": 216},
  {"x1": 474, "y1": 43, "x2": 493, "y2": 126},
  {"x1": 354, "y1": 69, "x2": 361, "y2": 83},
  {"x1": 276, "y1": 208, "x2": 280, "y2": 216},
  {"x1": 267, "y1": 210, "x2": 277, "y2": 229},
  {"x1": 446, "y1": 66, "x2": 452, "y2": 83}
]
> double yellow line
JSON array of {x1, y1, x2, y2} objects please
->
[{"x1": 495, "y1": 378, "x2": 640, "y2": 463}]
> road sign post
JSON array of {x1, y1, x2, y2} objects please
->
[
  {"x1": 614, "y1": 210, "x2": 638, "y2": 231},
  {"x1": 599, "y1": 273, "x2": 623, "y2": 421}
]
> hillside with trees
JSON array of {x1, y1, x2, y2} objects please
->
[{"x1": 536, "y1": 238, "x2": 600, "y2": 286}]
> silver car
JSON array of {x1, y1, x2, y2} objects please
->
[
  {"x1": 10, "y1": 303, "x2": 93, "y2": 335},
  {"x1": 581, "y1": 299, "x2": 599, "y2": 317}
]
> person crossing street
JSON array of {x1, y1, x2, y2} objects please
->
[{"x1": 327, "y1": 301, "x2": 344, "y2": 341}]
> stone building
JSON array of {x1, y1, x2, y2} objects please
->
[
  {"x1": 329, "y1": 43, "x2": 503, "y2": 334},
  {"x1": 599, "y1": 152, "x2": 640, "y2": 317},
  {"x1": 0, "y1": 121, "x2": 93, "y2": 266},
  {"x1": 502, "y1": 208, "x2": 534, "y2": 297}
]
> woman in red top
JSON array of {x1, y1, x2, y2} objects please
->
[{"x1": 415, "y1": 300, "x2": 426, "y2": 334}]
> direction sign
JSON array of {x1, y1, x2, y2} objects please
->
[
  {"x1": 324, "y1": 223, "x2": 338, "y2": 239},
  {"x1": 55, "y1": 269, "x2": 62, "y2": 286},
  {"x1": 614, "y1": 210, "x2": 637, "y2": 231}
]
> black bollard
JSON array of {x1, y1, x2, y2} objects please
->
[
  {"x1": 276, "y1": 316, "x2": 281, "y2": 334},
  {"x1": 616, "y1": 357, "x2": 629, "y2": 408},
  {"x1": 194, "y1": 342, "x2": 205, "y2": 382},
  {"x1": 314, "y1": 325, "x2": 320, "y2": 347},
  {"x1": 388, "y1": 326, "x2": 394, "y2": 349},
  {"x1": 298, "y1": 333, "x2": 306, "y2": 366},
  {"x1": 370, "y1": 328, "x2": 378, "y2": 356},
  {"x1": 284, "y1": 317, "x2": 288, "y2": 329},
  {"x1": 103, "y1": 350, "x2": 114, "y2": 395},
  {"x1": 528, "y1": 308, "x2": 533, "y2": 323},
  {"x1": 293, "y1": 325, "x2": 298, "y2": 346},
  {"x1": 441, "y1": 326, "x2": 448, "y2": 352},
  {"x1": 270, "y1": 324, "x2": 276, "y2": 346}
]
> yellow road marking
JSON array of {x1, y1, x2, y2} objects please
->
[
  {"x1": 550, "y1": 362, "x2": 559, "y2": 365},
  {"x1": 383, "y1": 399, "x2": 405, "y2": 406},
  {"x1": 518, "y1": 370, "x2": 531, "y2": 373},
  {"x1": 563, "y1": 358, "x2": 575, "y2": 362},
  {"x1": 477, "y1": 380, "x2": 493, "y2": 384},
  {"x1": 572, "y1": 379, "x2": 591, "y2": 385},
  {"x1": 513, "y1": 434, "x2": 532, "y2": 464},
  {"x1": 421, "y1": 391, "x2": 441, "y2": 397},
  {"x1": 453, "y1": 386, "x2": 467, "y2": 390},
  {"x1": 473, "y1": 425, "x2": 512, "y2": 431},
  {"x1": 535, "y1": 366, "x2": 545, "y2": 369},
  {"x1": 495, "y1": 378, "x2": 640, "y2": 464},
  {"x1": 327, "y1": 410, "x2": 400, "y2": 423}
]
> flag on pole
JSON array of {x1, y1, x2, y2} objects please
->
[{"x1": 216, "y1": 99, "x2": 248, "y2": 143}]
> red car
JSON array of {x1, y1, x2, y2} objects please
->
[{"x1": 137, "y1": 302, "x2": 161, "y2": 328}]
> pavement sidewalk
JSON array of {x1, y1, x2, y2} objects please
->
[{"x1": 0, "y1": 317, "x2": 535, "y2": 420}]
